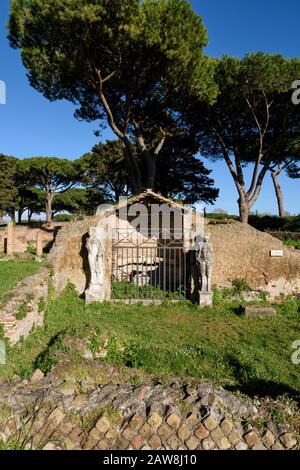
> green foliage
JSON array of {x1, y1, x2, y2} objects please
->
[
  {"x1": 1, "y1": 283, "x2": 300, "y2": 397},
  {"x1": 17, "y1": 157, "x2": 82, "y2": 223},
  {"x1": 112, "y1": 280, "x2": 185, "y2": 300},
  {"x1": 53, "y1": 187, "x2": 106, "y2": 217},
  {"x1": 26, "y1": 241, "x2": 36, "y2": 255},
  {"x1": 80, "y1": 141, "x2": 133, "y2": 202},
  {"x1": 34, "y1": 333, "x2": 65, "y2": 374},
  {"x1": 0, "y1": 437, "x2": 25, "y2": 450},
  {"x1": 207, "y1": 213, "x2": 239, "y2": 221},
  {"x1": 38, "y1": 296, "x2": 46, "y2": 313},
  {"x1": 284, "y1": 239, "x2": 300, "y2": 250},
  {"x1": 81, "y1": 137, "x2": 219, "y2": 204},
  {"x1": 16, "y1": 302, "x2": 29, "y2": 321},
  {"x1": 0, "y1": 258, "x2": 40, "y2": 306},
  {"x1": 232, "y1": 278, "x2": 251, "y2": 295},
  {"x1": 53, "y1": 213, "x2": 73, "y2": 222},
  {"x1": 191, "y1": 53, "x2": 300, "y2": 221},
  {"x1": 249, "y1": 214, "x2": 300, "y2": 232},
  {"x1": 9, "y1": 0, "x2": 217, "y2": 192},
  {"x1": 0, "y1": 154, "x2": 18, "y2": 217}
]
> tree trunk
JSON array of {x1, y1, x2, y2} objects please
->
[
  {"x1": 28, "y1": 210, "x2": 33, "y2": 223},
  {"x1": 46, "y1": 193, "x2": 53, "y2": 225},
  {"x1": 238, "y1": 197, "x2": 250, "y2": 224},
  {"x1": 17, "y1": 210, "x2": 23, "y2": 225},
  {"x1": 144, "y1": 151, "x2": 156, "y2": 191},
  {"x1": 271, "y1": 171, "x2": 285, "y2": 217},
  {"x1": 122, "y1": 140, "x2": 143, "y2": 194}
]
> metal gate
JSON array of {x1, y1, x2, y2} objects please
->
[{"x1": 111, "y1": 228, "x2": 188, "y2": 302}]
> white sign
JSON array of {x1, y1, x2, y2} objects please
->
[{"x1": 270, "y1": 250, "x2": 283, "y2": 257}]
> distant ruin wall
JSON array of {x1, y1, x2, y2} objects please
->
[
  {"x1": 0, "y1": 223, "x2": 62, "y2": 254},
  {"x1": 208, "y1": 222, "x2": 300, "y2": 297}
]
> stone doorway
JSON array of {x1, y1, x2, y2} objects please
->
[{"x1": 111, "y1": 227, "x2": 189, "y2": 303}]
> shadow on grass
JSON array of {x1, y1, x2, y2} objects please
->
[
  {"x1": 232, "y1": 305, "x2": 245, "y2": 316},
  {"x1": 224, "y1": 354, "x2": 300, "y2": 401},
  {"x1": 225, "y1": 381, "x2": 300, "y2": 402}
]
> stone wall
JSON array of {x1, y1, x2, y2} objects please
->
[
  {"x1": 49, "y1": 214, "x2": 105, "y2": 295},
  {"x1": 0, "y1": 223, "x2": 62, "y2": 255},
  {"x1": 0, "y1": 365, "x2": 298, "y2": 450},
  {"x1": 0, "y1": 268, "x2": 50, "y2": 344},
  {"x1": 208, "y1": 221, "x2": 300, "y2": 298}
]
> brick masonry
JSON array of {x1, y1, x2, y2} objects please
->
[
  {"x1": 0, "y1": 268, "x2": 50, "y2": 344},
  {"x1": 0, "y1": 368, "x2": 298, "y2": 451}
]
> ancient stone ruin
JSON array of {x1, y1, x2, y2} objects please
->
[
  {"x1": 84, "y1": 191, "x2": 213, "y2": 307},
  {"x1": 49, "y1": 191, "x2": 300, "y2": 304}
]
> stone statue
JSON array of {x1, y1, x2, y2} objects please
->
[
  {"x1": 86, "y1": 226, "x2": 105, "y2": 286},
  {"x1": 195, "y1": 235, "x2": 213, "y2": 293}
]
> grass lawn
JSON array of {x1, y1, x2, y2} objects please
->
[
  {"x1": 0, "y1": 257, "x2": 40, "y2": 306},
  {"x1": 1, "y1": 283, "x2": 300, "y2": 398}
]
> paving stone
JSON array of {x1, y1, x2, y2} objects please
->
[
  {"x1": 96, "y1": 438, "x2": 109, "y2": 450},
  {"x1": 244, "y1": 431, "x2": 259, "y2": 447},
  {"x1": 133, "y1": 386, "x2": 149, "y2": 400},
  {"x1": 148, "y1": 412, "x2": 163, "y2": 430},
  {"x1": 68, "y1": 426, "x2": 82, "y2": 443},
  {"x1": 220, "y1": 418, "x2": 234, "y2": 436},
  {"x1": 122, "y1": 425, "x2": 136, "y2": 441},
  {"x1": 207, "y1": 393, "x2": 220, "y2": 406},
  {"x1": 166, "y1": 413, "x2": 181, "y2": 430},
  {"x1": 203, "y1": 415, "x2": 218, "y2": 431},
  {"x1": 280, "y1": 433, "x2": 297, "y2": 450},
  {"x1": 272, "y1": 441, "x2": 285, "y2": 451},
  {"x1": 95, "y1": 416, "x2": 110, "y2": 435},
  {"x1": 30, "y1": 369, "x2": 44, "y2": 383},
  {"x1": 158, "y1": 424, "x2": 173, "y2": 442},
  {"x1": 42, "y1": 442, "x2": 57, "y2": 450},
  {"x1": 235, "y1": 441, "x2": 248, "y2": 451},
  {"x1": 168, "y1": 434, "x2": 181, "y2": 450},
  {"x1": 139, "y1": 423, "x2": 153, "y2": 440},
  {"x1": 194, "y1": 423, "x2": 209, "y2": 441},
  {"x1": 202, "y1": 437, "x2": 215, "y2": 450},
  {"x1": 130, "y1": 414, "x2": 144, "y2": 431},
  {"x1": 83, "y1": 435, "x2": 98, "y2": 450},
  {"x1": 252, "y1": 442, "x2": 267, "y2": 451},
  {"x1": 218, "y1": 437, "x2": 231, "y2": 450},
  {"x1": 48, "y1": 407, "x2": 65, "y2": 426},
  {"x1": 178, "y1": 424, "x2": 191, "y2": 441},
  {"x1": 262, "y1": 430, "x2": 275, "y2": 448},
  {"x1": 89, "y1": 426, "x2": 101, "y2": 442},
  {"x1": 115, "y1": 437, "x2": 130, "y2": 450},
  {"x1": 131, "y1": 435, "x2": 144, "y2": 450},
  {"x1": 64, "y1": 437, "x2": 76, "y2": 450},
  {"x1": 185, "y1": 435, "x2": 199, "y2": 450},
  {"x1": 186, "y1": 413, "x2": 199, "y2": 427},
  {"x1": 58, "y1": 420, "x2": 73, "y2": 436},
  {"x1": 105, "y1": 427, "x2": 118, "y2": 441},
  {"x1": 71, "y1": 394, "x2": 87, "y2": 408},
  {"x1": 148, "y1": 435, "x2": 161, "y2": 449},
  {"x1": 210, "y1": 426, "x2": 225, "y2": 443},
  {"x1": 228, "y1": 429, "x2": 242, "y2": 446}
]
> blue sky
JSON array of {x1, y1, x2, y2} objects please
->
[{"x1": 0, "y1": 0, "x2": 299, "y2": 214}]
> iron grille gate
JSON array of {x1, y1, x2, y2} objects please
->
[{"x1": 111, "y1": 228, "x2": 188, "y2": 302}]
